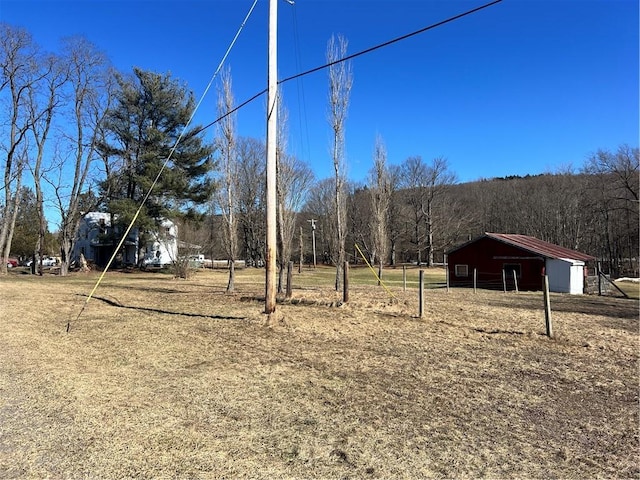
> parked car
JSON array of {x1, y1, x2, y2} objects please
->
[
  {"x1": 6, "y1": 258, "x2": 18, "y2": 268},
  {"x1": 24, "y1": 256, "x2": 57, "y2": 267},
  {"x1": 42, "y1": 257, "x2": 57, "y2": 267}
]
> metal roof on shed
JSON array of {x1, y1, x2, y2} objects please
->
[
  {"x1": 448, "y1": 233, "x2": 595, "y2": 261},
  {"x1": 487, "y1": 233, "x2": 594, "y2": 261}
]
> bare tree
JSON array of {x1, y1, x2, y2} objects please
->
[
  {"x1": 275, "y1": 99, "x2": 314, "y2": 291},
  {"x1": 236, "y1": 136, "x2": 265, "y2": 267},
  {"x1": 368, "y1": 134, "x2": 391, "y2": 282},
  {"x1": 400, "y1": 156, "x2": 457, "y2": 266},
  {"x1": 347, "y1": 183, "x2": 372, "y2": 262},
  {"x1": 215, "y1": 68, "x2": 238, "y2": 292},
  {"x1": 584, "y1": 144, "x2": 639, "y2": 276},
  {"x1": 386, "y1": 164, "x2": 403, "y2": 266},
  {"x1": 27, "y1": 51, "x2": 67, "y2": 275},
  {"x1": 52, "y1": 37, "x2": 113, "y2": 276},
  {"x1": 422, "y1": 157, "x2": 457, "y2": 266},
  {"x1": 326, "y1": 34, "x2": 352, "y2": 291},
  {"x1": 305, "y1": 177, "x2": 335, "y2": 265},
  {"x1": 400, "y1": 156, "x2": 428, "y2": 265},
  {"x1": 275, "y1": 97, "x2": 289, "y2": 292},
  {"x1": 277, "y1": 153, "x2": 314, "y2": 290},
  {"x1": 0, "y1": 24, "x2": 41, "y2": 275}
]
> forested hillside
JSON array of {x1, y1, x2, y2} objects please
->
[{"x1": 303, "y1": 147, "x2": 638, "y2": 278}]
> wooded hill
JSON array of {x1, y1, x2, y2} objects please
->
[{"x1": 309, "y1": 170, "x2": 637, "y2": 277}]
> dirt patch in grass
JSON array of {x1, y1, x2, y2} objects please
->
[{"x1": 0, "y1": 269, "x2": 638, "y2": 479}]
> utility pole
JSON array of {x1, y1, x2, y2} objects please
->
[
  {"x1": 265, "y1": 0, "x2": 278, "y2": 315},
  {"x1": 308, "y1": 218, "x2": 317, "y2": 268}
]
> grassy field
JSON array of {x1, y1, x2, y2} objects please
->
[
  {"x1": 615, "y1": 279, "x2": 640, "y2": 300},
  {"x1": 0, "y1": 266, "x2": 638, "y2": 479}
]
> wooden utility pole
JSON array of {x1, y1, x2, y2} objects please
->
[{"x1": 265, "y1": 0, "x2": 278, "y2": 315}]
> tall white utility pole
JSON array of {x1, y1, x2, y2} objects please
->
[
  {"x1": 265, "y1": 0, "x2": 278, "y2": 315},
  {"x1": 308, "y1": 218, "x2": 317, "y2": 269}
]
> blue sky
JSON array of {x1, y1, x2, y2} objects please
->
[{"x1": 1, "y1": 0, "x2": 638, "y2": 185}]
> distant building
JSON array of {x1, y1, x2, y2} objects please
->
[
  {"x1": 446, "y1": 233, "x2": 594, "y2": 294},
  {"x1": 72, "y1": 212, "x2": 178, "y2": 268}
]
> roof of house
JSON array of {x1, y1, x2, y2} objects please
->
[{"x1": 448, "y1": 232, "x2": 595, "y2": 262}]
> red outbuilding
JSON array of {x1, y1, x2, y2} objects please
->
[{"x1": 446, "y1": 233, "x2": 595, "y2": 294}]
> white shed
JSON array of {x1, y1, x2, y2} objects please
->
[{"x1": 546, "y1": 258, "x2": 587, "y2": 295}]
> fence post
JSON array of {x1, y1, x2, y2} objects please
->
[
  {"x1": 445, "y1": 254, "x2": 449, "y2": 293},
  {"x1": 502, "y1": 269, "x2": 507, "y2": 293},
  {"x1": 403, "y1": 265, "x2": 407, "y2": 292},
  {"x1": 473, "y1": 268, "x2": 477, "y2": 294},
  {"x1": 419, "y1": 269, "x2": 424, "y2": 318},
  {"x1": 597, "y1": 261, "x2": 602, "y2": 296},
  {"x1": 445, "y1": 265, "x2": 450, "y2": 293},
  {"x1": 343, "y1": 261, "x2": 349, "y2": 303},
  {"x1": 286, "y1": 261, "x2": 293, "y2": 299},
  {"x1": 543, "y1": 274, "x2": 553, "y2": 338},
  {"x1": 513, "y1": 270, "x2": 519, "y2": 293}
]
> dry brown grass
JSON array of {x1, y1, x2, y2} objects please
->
[{"x1": 0, "y1": 267, "x2": 638, "y2": 479}]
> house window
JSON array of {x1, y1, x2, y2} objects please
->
[
  {"x1": 455, "y1": 264, "x2": 469, "y2": 277},
  {"x1": 503, "y1": 263, "x2": 521, "y2": 278}
]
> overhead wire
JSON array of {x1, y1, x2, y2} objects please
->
[
  {"x1": 68, "y1": 0, "x2": 260, "y2": 332},
  {"x1": 290, "y1": 1, "x2": 311, "y2": 165},
  {"x1": 194, "y1": 0, "x2": 503, "y2": 136}
]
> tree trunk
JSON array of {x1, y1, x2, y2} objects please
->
[
  {"x1": 0, "y1": 171, "x2": 23, "y2": 276},
  {"x1": 226, "y1": 260, "x2": 235, "y2": 293}
]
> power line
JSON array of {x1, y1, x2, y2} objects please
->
[
  {"x1": 290, "y1": 1, "x2": 311, "y2": 165},
  {"x1": 194, "y1": 0, "x2": 503, "y2": 136}
]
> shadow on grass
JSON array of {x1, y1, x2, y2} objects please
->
[
  {"x1": 486, "y1": 294, "x2": 639, "y2": 320},
  {"x1": 80, "y1": 294, "x2": 247, "y2": 320}
]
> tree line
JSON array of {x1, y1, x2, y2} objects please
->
[{"x1": 2, "y1": 23, "x2": 637, "y2": 283}]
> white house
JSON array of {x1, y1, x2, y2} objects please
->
[{"x1": 73, "y1": 212, "x2": 178, "y2": 268}]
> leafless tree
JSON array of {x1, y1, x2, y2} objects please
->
[
  {"x1": 0, "y1": 24, "x2": 42, "y2": 275},
  {"x1": 347, "y1": 183, "x2": 372, "y2": 263},
  {"x1": 276, "y1": 99, "x2": 315, "y2": 291},
  {"x1": 236, "y1": 136, "x2": 265, "y2": 267},
  {"x1": 26, "y1": 51, "x2": 67, "y2": 275},
  {"x1": 51, "y1": 37, "x2": 113, "y2": 276},
  {"x1": 368, "y1": 134, "x2": 391, "y2": 282},
  {"x1": 276, "y1": 97, "x2": 289, "y2": 292},
  {"x1": 215, "y1": 68, "x2": 238, "y2": 292},
  {"x1": 400, "y1": 156, "x2": 428, "y2": 265},
  {"x1": 327, "y1": 34, "x2": 352, "y2": 291},
  {"x1": 400, "y1": 155, "x2": 457, "y2": 266},
  {"x1": 305, "y1": 177, "x2": 335, "y2": 265},
  {"x1": 583, "y1": 144, "x2": 639, "y2": 275},
  {"x1": 422, "y1": 157, "x2": 457, "y2": 266},
  {"x1": 386, "y1": 164, "x2": 403, "y2": 266}
]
